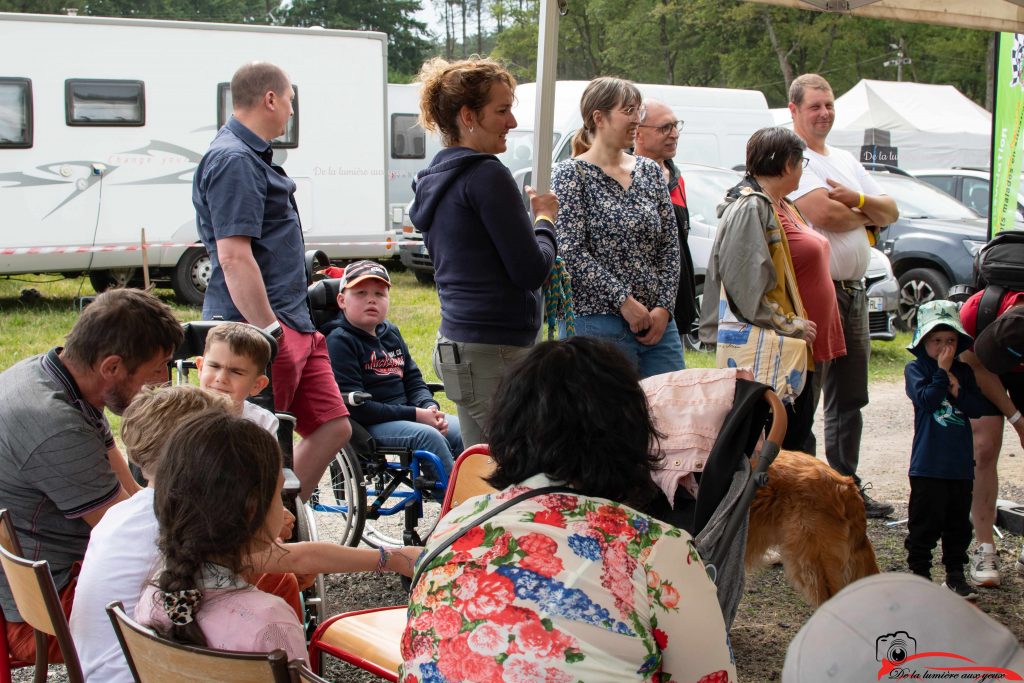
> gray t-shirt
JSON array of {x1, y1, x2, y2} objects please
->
[{"x1": 0, "y1": 351, "x2": 120, "y2": 621}]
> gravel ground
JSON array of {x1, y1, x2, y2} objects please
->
[{"x1": 15, "y1": 381, "x2": 1024, "y2": 682}]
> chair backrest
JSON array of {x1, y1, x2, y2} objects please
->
[
  {"x1": 105, "y1": 601, "x2": 293, "y2": 683},
  {"x1": 441, "y1": 445, "x2": 498, "y2": 515},
  {"x1": 289, "y1": 661, "x2": 331, "y2": 683},
  {"x1": 307, "y1": 278, "x2": 343, "y2": 333},
  {"x1": 0, "y1": 509, "x2": 84, "y2": 682}
]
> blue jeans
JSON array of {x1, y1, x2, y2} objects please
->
[
  {"x1": 566, "y1": 314, "x2": 686, "y2": 379},
  {"x1": 365, "y1": 417, "x2": 462, "y2": 478}
]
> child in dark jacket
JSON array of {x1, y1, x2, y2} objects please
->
[
  {"x1": 904, "y1": 300, "x2": 988, "y2": 599},
  {"x1": 324, "y1": 261, "x2": 461, "y2": 485}
]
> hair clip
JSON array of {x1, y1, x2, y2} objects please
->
[
  {"x1": 769, "y1": 152, "x2": 776, "y2": 160},
  {"x1": 161, "y1": 588, "x2": 203, "y2": 626}
]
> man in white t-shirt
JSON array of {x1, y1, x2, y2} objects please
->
[{"x1": 786, "y1": 73, "x2": 900, "y2": 518}]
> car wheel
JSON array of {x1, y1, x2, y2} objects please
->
[
  {"x1": 414, "y1": 270, "x2": 435, "y2": 286},
  {"x1": 88, "y1": 268, "x2": 139, "y2": 293},
  {"x1": 896, "y1": 268, "x2": 950, "y2": 331},
  {"x1": 683, "y1": 283, "x2": 705, "y2": 352},
  {"x1": 171, "y1": 247, "x2": 211, "y2": 307}
]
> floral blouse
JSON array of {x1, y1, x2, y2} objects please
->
[
  {"x1": 551, "y1": 157, "x2": 681, "y2": 318},
  {"x1": 398, "y1": 474, "x2": 736, "y2": 683}
]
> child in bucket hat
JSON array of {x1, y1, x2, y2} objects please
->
[{"x1": 903, "y1": 300, "x2": 990, "y2": 598}]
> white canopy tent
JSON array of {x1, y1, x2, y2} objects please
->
[{"x1": 824, "y1": 79, "x2": 992, "y2": 169}]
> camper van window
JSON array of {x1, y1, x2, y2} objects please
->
[
  {"x1": 217, "y1": 82, "x2": 299, "y2": 149},
  {"x1": 65, "y1": 79, "x2": 144, "y2": 126},
  {"x1": 391, "y1": 113, "x2": 425, "y2": 160},
  {"x1": 0, "y1": 78, "x2": 32, "y2": 147}
]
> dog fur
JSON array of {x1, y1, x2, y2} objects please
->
[{"x1": 744, "y1": 449, "x2": 880, "y2": 606}]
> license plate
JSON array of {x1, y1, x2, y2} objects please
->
[{"x1": 868, "y1": 296, "x2": 885, "y2": 312}]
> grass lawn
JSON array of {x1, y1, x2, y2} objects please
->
[{"x1": 0, "y1": 270, "x2": 914, "y2": 397}]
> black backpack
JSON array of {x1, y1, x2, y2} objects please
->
[{"x1": 971, "y1": 230, "x2": 1024, "y2": 333}]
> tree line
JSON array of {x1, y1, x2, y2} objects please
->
[{"x1": 1, "y1": 0, "x2": 991, "y2": 107}]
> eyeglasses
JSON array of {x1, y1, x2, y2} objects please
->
[
  {"x1": 802, "y1": 157, "x2": 810, "y2": 168},
  {"x1": 619, "y1": 104, "x2": 647, "y2": 120},
  {"x1": 638, "y1": 120, "x2": 685, "y2": 135}
]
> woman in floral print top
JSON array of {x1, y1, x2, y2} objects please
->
[
  {"x1": 399, "y1": 337, "x2": 736, "y2": 683},
  {"x1": 551, "y1": 77, "x2": 684, "y2": 379}
]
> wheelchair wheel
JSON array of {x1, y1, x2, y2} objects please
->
[
  {"x1": 311, "y1": 445, "x2": 366, "y2": 547},
  {"x1": 293, "y1": 502, "x2": 326, "y2": 634}
]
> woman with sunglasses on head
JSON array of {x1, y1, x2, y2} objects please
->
[{"x1": 552, "y1": 77, "x2": 684, "y2": 379}]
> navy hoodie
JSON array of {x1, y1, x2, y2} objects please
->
[
  {"x1": 411, "y1": 147, "x2": 557, "y2": 346},
  {"x1": 904, "y1": 344, "x2": 988, "y2": 479},
  {"x1": 323, "y1": 314, "x2": 436, "y2": 425}
]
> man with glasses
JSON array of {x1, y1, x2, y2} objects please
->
[
  {"x1": 787, "y1": 73, "x2": 900, "y2": 519},
  {"x1": 634, "y1": 100, "x2": 696, "y2": 352}
]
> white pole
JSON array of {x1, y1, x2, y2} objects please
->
[{"x1": 531, "y1": 0, "x2": 562, "y2": 195}]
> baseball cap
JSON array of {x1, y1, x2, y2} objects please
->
[
  {"x1": 783, "y1": 573, "x2": 1024, "y2": 683},
  {"x1": 974, "y1": 306, "x2": 1024, "y2": 375},
  {"x1": 341, "y1": 260, "x2": 391, "y2": 289}
]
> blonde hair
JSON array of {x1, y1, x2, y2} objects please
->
[
  {"x1": 417, "y1": 56, "x2": 516, "y2": 146},
  {"x1": 789, "y1": 73, "x2": 833, "y2": 106},
  {"x1": 204, "y1": 322, "x2": 272, "y2": 371},
  {"x1": 570, "y1": 76, "x2": 642, "y2": 157},
  {"x1": 121, "y1": 385, "x2": 231, "y2": 476}
]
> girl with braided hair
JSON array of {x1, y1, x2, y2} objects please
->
[{"x1": 135, "y1": 411, "x2": 307, "y2": 663}]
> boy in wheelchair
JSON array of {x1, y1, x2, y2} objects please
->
[
  {"x1": 324, "y1": 261, "x2": 462, "y2": 490},
  {"x1": 195, "y1": 322, "x2": 278, "y2": 434}
]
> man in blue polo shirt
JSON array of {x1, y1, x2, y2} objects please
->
[{"x1": 193, "y1": 61, "x2": 351, "y2": 499}]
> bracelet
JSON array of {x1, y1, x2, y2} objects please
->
[
  {"x1": 856, "y1": 192, "x2": 865, "y2": 209},
  {"x1": 1009, "y1": 410, "x2": 1022, "y2": 426},
  {"x1": 534, "y1": 214, "x2": 553, "y2": 225},
  {"x1": 374, "y1": 546, "x2": 390, "y2": 577}
]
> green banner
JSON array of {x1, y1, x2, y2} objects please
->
[{"x1": 990, "y1": 32, "x2": 1024, "y2": 238}]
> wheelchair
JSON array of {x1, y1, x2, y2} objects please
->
[
  {"x1": 167, "y1": 320, "x2": 326, "y2": 640},
  {"x1": 306, "y1": 277, "x2": 452, "y2": 550}
]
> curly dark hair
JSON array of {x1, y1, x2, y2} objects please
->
[
  {"x1": 485, "y1": 337, "x2": 661, "y2": 509},
  {"x1": 150, "y1": 411, "x2": 282, "y2": 646}
]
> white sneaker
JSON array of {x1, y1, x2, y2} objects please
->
[{"x1": 969, "y1": 544, "x2": 1001, "y2": 587}]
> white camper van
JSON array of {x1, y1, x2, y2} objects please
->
[
  {"x1": 0, "y1": 12, "x2": 392, "y2": 304},
  {"x1": 386, "y1": 82, "x2": 441, "y2": 234}
]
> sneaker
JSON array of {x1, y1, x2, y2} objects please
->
[
  {"x1": 859, "y1": 483, "x2": 894, "y2": 518},
  {"x1": 1016, "y1": 544, "x2": 1024, "y2": 573},
  {"x1": 762, "y1": 548, "x2": 784, "y2": 566},
  {"x1": 942, "y1": 575, "x2": 979, "y2": 600},
  {"x1": 969, "y1": 545, "x2": 1001, "y2": 587}
]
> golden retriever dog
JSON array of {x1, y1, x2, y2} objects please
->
[{"x1": 745, "y1": 449, "x2": 880, "y2": 606}]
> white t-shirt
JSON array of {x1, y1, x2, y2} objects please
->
[
  {"x1": 243, "y1": 400, "x2": 279, "y2": 435},
  {"x1": 788, "y1": 144, "x2": 886, "y2": 281},
  {"x1": 71, "y1": 488, "x2": 159, "y2": 683}
]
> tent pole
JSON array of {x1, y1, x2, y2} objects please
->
[{"x1": 531, "y1": 0, "x2": 562, "y2": 195}]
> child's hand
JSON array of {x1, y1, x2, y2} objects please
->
[
  {"x1": 948, "y1": 374, "x2": 960, "y2": 398},
  {"x1": 416, "y1": 406, "x2": 448, "y2": 434},
  {"x1": 277, "y1": 506, "x2": 295, "y2": 542},
  {"x1": 937, "y1": 344, "x2": 954, "y2": 372}
]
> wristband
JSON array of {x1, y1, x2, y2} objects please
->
[
  {"x1": 374, "y1": 546, "x2": 391, "y2": 577},
  {"x1": 856, "y1": 192, "x2": 865, "y2": 209},
  {"x1": 534, "y1": 214, "x2": 553, "y2": 226},
  {"x1": 263, "y1": 320, "x2": 283, "y2": 340},
  {"x1": 1009, "y1": 410, "x2": 1022, "y2": 426}
]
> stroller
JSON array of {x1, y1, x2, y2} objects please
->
[{"x1": 641, "y1": 368, "x2": 786, "y2": 629}]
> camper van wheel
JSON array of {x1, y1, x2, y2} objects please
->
[
  {"x1": 88, "y1": 268, "x2": 138, "y2": 294},
  {"x1": 171, "y1": 248, "x2": 211, "y2": 307},
  {"x1": 414, "y1": 270, "x2": 435, "y2": 286}
]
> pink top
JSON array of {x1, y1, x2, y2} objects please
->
[
  {"x1": 777, "y1": 202, "x2": 846, "y2": 363},
  {"x1": 135, "y1": 584, "x2": 308, "y2": 664}
]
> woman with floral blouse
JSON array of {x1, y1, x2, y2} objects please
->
[
  {"x1": 399, "y1": 337, "x2": 736, "y2": 683},
  {"x1": 551, "y1": 77, "x2": 684, "y2": 379}
]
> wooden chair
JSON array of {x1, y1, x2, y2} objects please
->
[
  {"x1": 288, "y1": 661, "x2": 331, "y2": 682},
  {"x1": 105, "y1": 601, "x2": 293, "y2": 683},
  {"x1": 0, "y1": 509, "x2": 84, "y2": 683},
  {"x1": 307, "y1": 446, "x2": 498, "y2": 680}
]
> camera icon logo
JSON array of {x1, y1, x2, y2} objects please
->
[{"x1": 876, "y1": 631, "x2": 917, "y2": 663}]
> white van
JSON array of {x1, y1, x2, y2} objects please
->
[{"x1": 0, "y1": 12, "x2": 392, "y2": 304}]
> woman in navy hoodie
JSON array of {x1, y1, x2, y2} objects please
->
[{"x1": 411, "y1": 57, "x2": 559, "y2": 447}]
